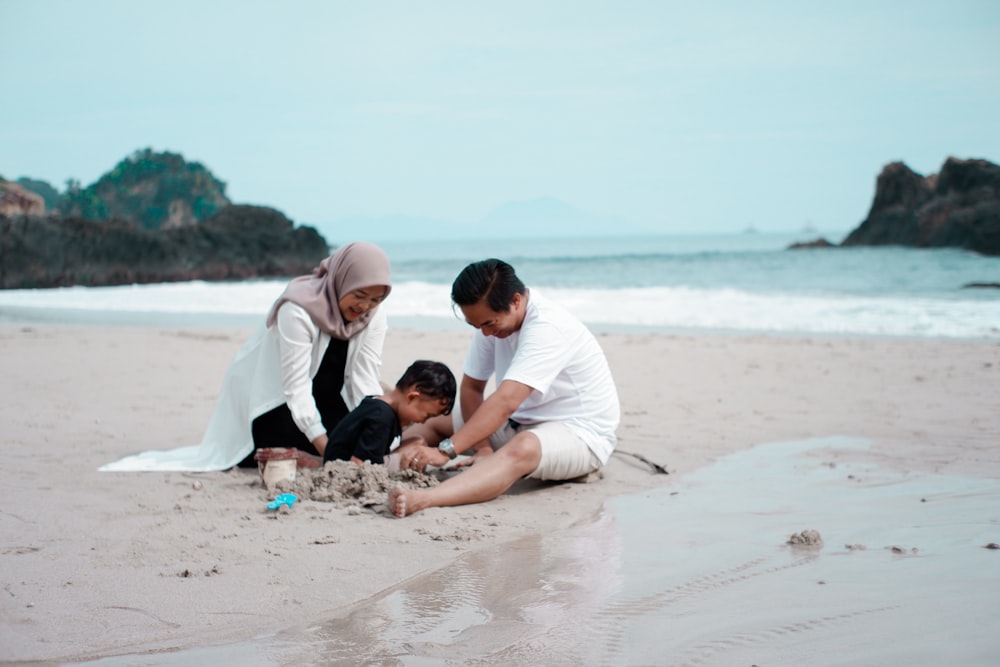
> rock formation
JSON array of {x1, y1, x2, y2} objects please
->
[
  {"x1": 841, "y1": 157, "x2": 1000, "y2": 255},
  {"x1": 0, "y1": 181, "x2": 45, "y2": 217},
  {"x1": 787, "y1": 237, "x2": 835, "y2": 249},
  {"x1": 0, "y1": 205, "x2": 330, "y2": 289}
]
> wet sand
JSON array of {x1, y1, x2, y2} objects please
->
[
  {"x1": 1, "y1": 325, "x2": 998, "y2": 665},
  {"x1": 85, "y1": 437, "x2": 1000, "y2": 666}
]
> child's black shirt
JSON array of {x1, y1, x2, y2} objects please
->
[{"x1": 322, "y1": 396, "x2": 400, "y2": 464}]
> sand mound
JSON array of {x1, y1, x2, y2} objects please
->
[
  {"x1": 275, "y1": 460, "x2": 440, "y2": 507},
  {"x1": 786, "y1": 529, "x2": 823, "y2": 546}
]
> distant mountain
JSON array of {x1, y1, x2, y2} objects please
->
[
  {"x1": 315, "y1": 214, "x2": 474, "y2": 243},
  {"x1": 318, "y1": 196, "x2": 641, "y2": 242}
]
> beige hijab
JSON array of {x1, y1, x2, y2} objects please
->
[{"x1": 266, "y1": 241, "x2": 392, "y2": 339}]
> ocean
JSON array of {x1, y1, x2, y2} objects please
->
[{"x1": 2, "y1": 231, "x2": 998, "y2": 339}]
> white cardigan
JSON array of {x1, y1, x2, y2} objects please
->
[{"x1": 100, "y1": 303, "x2": 387, "y2": 472}]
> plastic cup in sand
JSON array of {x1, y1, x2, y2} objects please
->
[{"x1": 255, "y1": 447, "x2": 298, "y2": 488}]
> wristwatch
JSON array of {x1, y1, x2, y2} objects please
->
[{"x1": 437, "y1": 438, "x2": 457, "y2": 459}]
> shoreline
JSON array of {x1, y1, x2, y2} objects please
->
[{"x1": 1, "y1": 325, "x2": 997, "y2": 663}]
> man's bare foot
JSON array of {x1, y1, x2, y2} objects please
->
[{"x1": 389, "y1": 485, "x2": 409, "y2": 518}]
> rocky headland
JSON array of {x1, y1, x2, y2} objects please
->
[
  {"x1": 791, "y1": 157, "x2": 1000, "y2": 255},
  {"x1": 1, "y1": 149, "x2": 332, "y2": 289},
  {"x1": 0, "y1": 205, "x2": 330, "y2": 289}
]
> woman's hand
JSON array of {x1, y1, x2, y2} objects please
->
[{"x1": 311, "y1": 433, "x2": 328, "y2": 458}]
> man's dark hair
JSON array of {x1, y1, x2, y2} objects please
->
[
  {"x1": 396, "y1": 360, "x2": 456, "y2": 414},
  {"x1": 451, "y1": 259, "x2": 526, "y2": 312}
]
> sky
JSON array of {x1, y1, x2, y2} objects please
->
[{"x1": 1, "y1": 0, "x2": 999, "y2": 240}]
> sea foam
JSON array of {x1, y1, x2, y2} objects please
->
[{"x1": 0, "y1": 279, "x2": 996, "y2": 339}]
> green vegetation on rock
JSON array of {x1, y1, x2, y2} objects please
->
[{"x1": 57, "y1": 148, "x2": 231, "y2": 229}]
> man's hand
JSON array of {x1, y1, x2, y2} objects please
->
[
  {"x1": 451, "y1": 441, "x2": 494, "y2": 469},
  {"x1": 394, "y1": 442, "x2": 448, "y2": 473}
]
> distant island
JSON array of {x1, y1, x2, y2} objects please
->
[
  {"x1": 790, "y1": 156, "x2": 1000, "y2": 256},
  {"x1": 0, "y1": 149, "x2": 330, "y2": 289}
]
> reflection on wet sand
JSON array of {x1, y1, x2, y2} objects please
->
[
  {"x1": 279, "y1": 508, "x2": 624, "y2": 665},
  {"x1": 268, "y1": 436, "x2": 999, "y2": 666}
]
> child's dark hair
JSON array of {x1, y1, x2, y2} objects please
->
[
  {"x1": 451, "y1": 259, "x2": 526, "y2": 312},
  {"x1": 396, "y1": 360, "x2": 456, "y2": 414}
]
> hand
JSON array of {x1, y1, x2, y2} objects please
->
[
  {"x1": 311, "y1": 433, "x2": 329, "y2": 458},
  {"x1": 395, "y1": 443, "x2": 448, "y2": 473},
  {"x1": 452, "y1": 443, "x2": 493, "y2": 468}
]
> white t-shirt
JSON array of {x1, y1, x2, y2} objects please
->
[{"x1": 463, "y1": 291, "x2": 620, "y2": 462}]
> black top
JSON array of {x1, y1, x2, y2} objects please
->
[
  {"x1": 322, "y1": 396, "x2": 400, "y2": 464},
  {"x1": 245, "y1": 336, "x2": 352, "y2": 466},
  {"x1": 312, "y1": 336, "x2": 350, "y2": 428}
]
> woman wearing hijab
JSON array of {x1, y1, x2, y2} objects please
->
[{"x1": 100, "y1": 241, "x2": 392, "y2": 472}]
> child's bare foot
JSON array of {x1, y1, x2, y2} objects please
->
[{"x1": 389, "y1": 485, "x2": 409, "y2": 518}]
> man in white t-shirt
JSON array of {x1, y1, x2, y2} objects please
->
[{"x1": 390, "y1": 259, "x2": 620, "y2": 517}]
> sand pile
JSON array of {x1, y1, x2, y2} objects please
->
[
  {"x1": 275, "y1": 460, "x2": 440, "y2": 508},
  {"x1": 786, "y1": 529, "x2": 824, "y2": 546}
]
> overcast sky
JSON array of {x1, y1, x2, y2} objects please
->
[{"x1": 2, "y1": 0, "x2": 998, "y2": 237}]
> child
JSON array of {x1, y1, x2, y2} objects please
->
[{"x1": 320, "y1": 360, "x2": 456, "y2": 466}]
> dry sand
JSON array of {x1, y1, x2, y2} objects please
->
[{"x1": 1, "y1": 324, "x2": 998, "y2": 664}]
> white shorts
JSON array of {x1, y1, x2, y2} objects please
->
[{"x1": 454, "y1": 409, "x2": 602, "y2": 481}]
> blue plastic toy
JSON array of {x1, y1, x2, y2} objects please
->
[{"x1": 267, "y1": 493, "x2": 298, "y2": 510}]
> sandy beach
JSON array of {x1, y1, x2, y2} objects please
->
[{"x1": 1, "y1": 324, "x2": 998, "y2": 665}]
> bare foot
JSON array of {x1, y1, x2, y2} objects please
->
[{"x1": 389, "y1": 485, "x2": 409, "y2": 518}]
